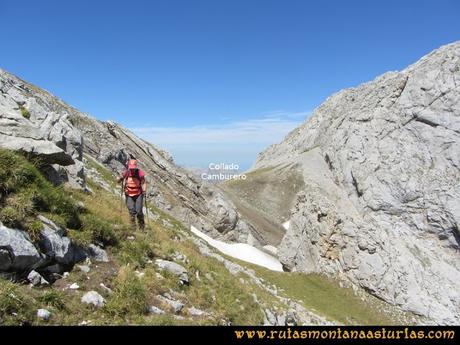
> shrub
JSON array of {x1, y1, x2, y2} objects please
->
[
  {"x1": 0, "y1": 278, "x2": 35, "y2": 324},
  {"x1": 0, "y1": 206, "x2": 24, "y2": 228},
  {"x1": 0, "y1": 149, "x2": 81, "y2": 230},
  {"x1": 80, "y1": 214, "x2": 119, "y2": 246},
  {"x1": 37, "y1": 290, "x2": 66, "y2": 310},
  {"x1": 118, "y1": 238, "x2": 154, "y2": 268},
  {"x1": 19, "y1": 106, "x2": 30, "y2": 119},
  {"x1": 105, "y1": 267, "x2": 148, "y2": 317}
]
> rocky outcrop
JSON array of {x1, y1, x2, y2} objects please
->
[
  {"x1": 155, "y1": 259, "x2": 189, "y2": 285},
  {"x1": 0, "y1": 217, "x2": 91, "y2": 279},
  {"x1": 0, "y1": 69, "x2": 84, "y2": 188},
  {"x1": 251, "y1": 42, "x2": 460, "y2": 324},
  {"x1": 0, "y1": 223, "x2": 43, "y2": 272},
  {"x1": 0, "y1": 67, "x2": 255, "y2": 244},
  {"x1": 70, "y1": 115, "x2": 254, "y2": 244}
]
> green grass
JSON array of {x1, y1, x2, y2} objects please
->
[
  {"x1": 37, "y1": 290, "x2": 66, "y2": 311},
  {"x1": 84, "y1": 154, "x2": 118, "y2": 189},
  {"x1": 0, "y1": 149, "x2": 81, "y2": 233},
  {"x1": 105, "y1": 267, "x2": 148, "y2": 317},
  {"x1": 19, "y1": 106, "x2": 30, "y2": 119},
  {"x1": 0, "y1": 278, "x2": 36, "y2": 325},
  {"x1": 0, "y1": 148, "x2": 412, "y2": 326},
  {"x1": 252, "y1": 267, "x2": 396, "y2": 325}
]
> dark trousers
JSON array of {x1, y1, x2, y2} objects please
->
[{"x1": 126, "y1": 194, "x2": 144, "y2": 229}]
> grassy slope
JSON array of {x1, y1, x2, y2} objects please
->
[
  {"x1": 0, "y1": 150, "x2": 411, "y2": 325},
  {"x1": 220, "y1": 163, "x2": 305, "y2": 246}
]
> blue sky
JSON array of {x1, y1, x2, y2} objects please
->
[{"x1": 1, "y1": 0, "x2": 459, "y2": 170}]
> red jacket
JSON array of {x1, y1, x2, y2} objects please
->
[{"x1": 123, "y1": 169, "x2": 145, "y2": 196}]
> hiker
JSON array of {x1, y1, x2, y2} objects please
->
[{"x1": 117, "y1": 159, "x2": 147, "y2": 230}]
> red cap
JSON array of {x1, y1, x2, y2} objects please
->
[{"x1": 128, "y1": 159, "x2": 138, "y2": 169}]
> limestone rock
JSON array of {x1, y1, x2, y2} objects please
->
[
  {"x1": 0, "y1": 69, "x2": 84, "y2": 188},
  {"x1": 0, "y1": 223, "x2": 43, "y2": 272},
  {"x1": 155, "y1": 259, "x2": 189, "y2": 284},
  {"x1": 86, "y1": 244, "x2": 109, "y2": 262},
  {"x1": 38, "y1": 216, "x2": 80, "y2": 266},
  {"x1": 252, "y1": 41, "x2": 460, "y2": 324},
  {"x1": 81, "y1": 291, "x2": 105, "y2": 307},
  {"x1": 27, "y1": 270, "x2": 49, "y2": 286},
  {"x1": 156, "y1": 294, "x2": 184, "y2": 314},
  {"x1": 37, "y1": 308, "x2": 51, "y2": 321},
  {"x1": 148, "y1": 306, "x2": 165, "y2": 315},
  {"x1": 187, "y1": 307, "x2": 209, "y2": 317}
]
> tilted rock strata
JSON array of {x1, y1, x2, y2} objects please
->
[{"x1": 254, "y1": 42, "x2": 460, "y2": 324}]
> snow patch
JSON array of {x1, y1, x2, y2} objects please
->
[
  {"x1": 282, "y1": 220, "x2": 290, "y2": 230},
  {"x1": 190, "y1": 226, "x2": 283, "y2": 272}
]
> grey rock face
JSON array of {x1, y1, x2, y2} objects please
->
[
  {"x1": 0, "y1": 223, "x2": 43, "y2": 272},
  {"x1": 254, "y1": 41, "x2": 460, "y2": 324},
  {"x1": 38, "y1": 216, "x2": 77, "y2": 266},
  {"x1": 81, "y1": 291, "x2": 105, "y2": 307},
  {"x1": 0, "y1": 69, "x2": 84, "y2": 188},
  {"x1": 70, "y1": 113, "x2": 253, "y2": 244},
  {"x1": 155, "y1": 259, "x2": 189, "y2": 284},
  {"x1": 0, "y1": 219, "x2": 87, "y2": 277},
  {"x1": 0, "y1": 66, "x2": 257, "y2": 246}
]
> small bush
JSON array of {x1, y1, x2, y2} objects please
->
[
  {"x1": 0, "y1": 278, "x2": 35, "y2": 324},
  {"x1": 0, "y1": 149, "x2": 81, "y2": 230},
  {"x1": 118, "y1": 239, "x2": 154, "y2": 268},
  {"x1": 105, "y1": 267, "x2": 148, "y2": 317},
  {"x1": 20, "y1": 106, "x2": 30, "y2": 119},
  {"x1": 24, "y1": 219, "x2": 44, "y2": 242},
  {"x1": 0, "y1": 150, "x2": 40, "y2": 196},
  {"x1": 67, "y1": 229, "x2": 93, "y2": 247},
  {"x1": 0, "y1": 206, "x2": 24, "y2": 228},
  {"x1": 33, "y1": 186, "x2": 81, "y2": 229},
  {"x1": 80, "y1": 214, "x2": 119, "y2": 246},
  {"x1": 37, "y1": 290, "x2": 66, "y2": 310}
]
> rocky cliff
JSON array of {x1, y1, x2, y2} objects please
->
[
  {"x1": 245, "y1": 41, "x2": 460, "y2": 323},
  {"x1": 0, "y1": 69, "x2": 257, "y2": 245}
]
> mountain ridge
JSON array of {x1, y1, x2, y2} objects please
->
[{"x1": 224, "y1": 41, "x2": 460, "y2": 324}]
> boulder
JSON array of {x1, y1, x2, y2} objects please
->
[
  {"x1": 148, "y1": 306, "x2": 165, "y2": 315},
  {"x1": 38, "y1": 217, "x2": 77, "y2": 266},
  {"x1": 81, "y1": 291, "x2": 105, "y2": 308},
  {"x1": 37, "y1": 309, "x2": 51, "y2": 321},
  {"x1": 0, "y1": 135, "x2": 74, "y2": 166},
  {"x1": 27, "y1": 270, "x2": 49, "y2": 286},
  {"x1": 86, "y1": 244, "x2": 109, "y2": 262},
  {"x1": 155, "y1": 259, "x2": 189, "y2": 284},
  {"x1": 187, "y1": 307, "x2": 209, "y2": 317},
  {"x1": 0, "y1": 223, "x2": 43, "y2": 272},
  {"x1": 156, "y1": 294, "x2": 184, "y2": 314}
]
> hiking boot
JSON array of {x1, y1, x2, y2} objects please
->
[
  {"x1": 137, "y1": 214, "x2": 145, "y2": 231},
  {"x1": 129, "y1": 215, "x2": 136, "y2": 231}
]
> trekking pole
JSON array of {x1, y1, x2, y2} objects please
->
[
  {"x1": 120, "y1": 179, "x2": 124, "y2": 215},
  {"x1": 144, "y1": 192, "x2": 149, "y2": 229}
]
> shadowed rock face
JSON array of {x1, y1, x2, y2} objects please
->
[
  {"x1": 251, "y1": 41, "x2": 460, "y2": 324},
  {"x1": 0, "y1": 69, "x2": 254, "y2": 244}
]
